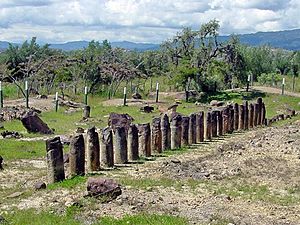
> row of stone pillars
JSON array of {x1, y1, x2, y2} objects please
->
[{"x1": 46, "y1": 97, "x2": 266, "y2": 183}]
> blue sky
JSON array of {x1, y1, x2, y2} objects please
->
[{"x1": 0, "y1": 0, "x2": 299, "y2": 43}]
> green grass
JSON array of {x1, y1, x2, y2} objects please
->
[
  {"x1": 47, "y1": 176, "x2": 88, "y2": 190},
  {"x1": 0, "y1": 140, "x2": 45, "y2": 160},
  {"x1": 3, "y1": 209, "x2": 188, "y2": 225}
]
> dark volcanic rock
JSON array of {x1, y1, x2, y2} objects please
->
[
  {"x1": 34, "y1": 181, "x2": 47, "y2": 190},
  {"x1": 0, "y1": 155, "x2": 3, "y2": 170},
  {"x1": 1, "y1": 130, "x2": 23, "y2": 139},
  {"x1": 140, "y1": 106, "x2": 154, "y2": 113},
  {"x1": 86, "y1": 178, "x2": 122, "y2": 201},
  {"x1": 108, "y1": 113, "x2": 134, "y2": 131},
  {"x1": 21, "y1": 111, "x2": 53, "y2": 134},
  {"x1": 132, "y1": 92, "x2": 142, "y2": 99}
]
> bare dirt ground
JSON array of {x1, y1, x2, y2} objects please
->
[{"x1": 1, "y1": 120, "x2": 300, "y2": 224}]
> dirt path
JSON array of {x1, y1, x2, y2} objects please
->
[
  {"x1": 1, "y1": 120, "x2": 300, "y2": 224},
  {"x1": 252, "y1": 86, "x2": 300, "y2": 97}
]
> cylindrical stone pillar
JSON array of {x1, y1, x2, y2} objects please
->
[
  {"x1": 171, "y1": 115, "x2": 182, "y2": 149},
  {"x1": 257, "y1": 97, "x2": 263, "y2": 126},
  {"x1": 138, "y1": 123, "x2": 151, "y2": 157},
  {"x1": 161, "y1": 114, "x2": 171, "y2": 151},
  {"x1": 181, "y1": 116, "x2": 190, "y2": 146},
  {"x1": 196, "y1": 112, "x2": 204, "y2": 142},
  {"x1": 152, "y1": 117, "x2": 162, "y2": 154},
  {"x1": 205, "y1": 111, "x2": 212, "y2": 140},
  {"x1": 249, "y1": 103, "x2": 254, "y2": 128},
  {"x1": 222, "y1": 107, "x2": 229, "y2": 134},
  {"x1": 261, "y1": 102, "x2": 266, "y2": 125},
  {"x1": 83, "y1": 105, "x2": 91, "y2": 119},
  {"x1": 254, "y1": 103, "x2": 259, "y2": 127},
  {"x1": 234, "y1": 103, "x2": 239, "y2": 131},
  {"x1": 46, "y1": 137, "x2": 65, "y2": 183},
  {"x1": 86, "y1": 127, "x2": 100, "y2": 172},
  {"x1": 113, "y1": 126, "x2": 128, "y2": 164},
  {"x1": 229, "y1": 107, "x2": 234, "y2": 133},
  {"x1": 69, "y1": 134, "x2": 85, "y2": 176},
  {"x1": 100, "y1": 127, "x2": 114, "y2": 167},
  {"x1": 217, "y1": 110, "x2": 223, "y2": 136},
  {"x1": 211, "y1": 111, "x2": 218, "y2": 137},
  {"x1": 244, "y1": 101, "x2": 249, "y2": 130},
  {"x1": 239, "y1": 104, "x2": 245, "y2": 130},
  {"x1": 188, "y1": 113, "x2": 197, "y2": 144},
  {"x1": 128, "y1": 124, "x2": 139, "y2": 161}
]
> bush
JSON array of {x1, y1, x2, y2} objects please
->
[{"x1": 258, "y1": 73, "x2": 282, "y2": 86}]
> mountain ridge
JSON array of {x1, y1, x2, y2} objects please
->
[{"x1": 1, "y1": 28, "x2": 299, "y2": 51}]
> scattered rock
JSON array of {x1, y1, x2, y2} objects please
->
[
  {"x1": 171, "y1": 158, "x2": 181, "y2": 164},
  {"x1": 0, "y1": 215, "x2": 6, "y2": 224},
  {"x1": 21, "y1": 111, "x2": 53, "y2": 134},
  {"x1": 1, "y1": 130, "x2": 23, "y2": 139},
  {"x1": 132, "y1": 92, "x2": 142, "y2": 99},
  {"x1": 63, "y1": 153, "x2": 69, "y2": 164},
  {"x1": 108, "y1": 113, "x2": 134, "y2": 131},
  {"x1": 75, "y1": 127, "x2": 85, "y2": 133},
  {"x1": 35, "y1": 181, "x2": 46, "y2": 190},
  {"x1": 210, "y1": 100, "x2": 224, "y2": 107},
  {"x1": 0, "y1": 106, "x2": 41, "y2": 122},
  {"x1": 140, "y1": 106, "x2": 154, "y2": 113},
  {"x1": 86, "y1": 178, "x2": 122, "y2": 201},
  {"x1": 7, "y1": 191, "x2": 23, "y2": 198}
]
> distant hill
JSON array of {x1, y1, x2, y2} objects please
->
[
  {"x1": 219, "y1": 29, "x2": 300, "y2": 50},
  {"x1": 1, "y1": 29, "x2": 300, "y2": 52}
]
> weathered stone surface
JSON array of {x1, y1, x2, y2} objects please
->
[
  {"x1": 100, "y1": 127, "x2": 114, "y2": 167},
  {"x1": 69, "y1": 134, "x2": 85, "y2": 176},
  {"x1": 83, "y1": 105, "x2": 91, "y2": 119},
  {"x1": 239, "y1": 104, "x2": 245, "y2": 130},
  {"x1": 128, "y1": 124, "x2": 139, "y2": 161},
  {"x1": 171, "y1": 114, "x2": 182, "y2": 149},
  {"x1": 257, "y1": 97, "x2": 263, "y2": 126},
  {"x1": 234, "y1": 103, "x2": 239, "y2": 131},
  {"x1": 86, "y1": 178, "x2": 122, "y2": 200},
  {"x1": 196, "y1": 112, "x2": 204, "y2": 142},
  {"x1": 210, "y1": 100, "x2": 224, "y2": 107},
  {"x1": 86, "y1": 127, "x2": 100, "y2": 172},
  {"x1": 140, "y1": 106, "x2": 154, "y2": 113},
  {"x1": 108, "y1": 113, "x2": 134, "y2": 132},
  {"x1": 244, "y1": 101, "x2": 249, "y2": 130},
  {"x1": 217, "y1": 110, "x2": 223, "y2": 136},
  {"x1": 249, "y1": 103, "x2": 254, "y2": 128},
  {"x1": 113, "y1": 126, "x2": 128, "y2": 164},
  {"x1": 211, "y1": 111, "x2": 218, "y2": 137},
  {"x1": 132, "y1": 92, "x2": 142, "y2": 99},
  {"x1": 205, "y1": 111, "x2": 212, "y2": 140},
  {"x1": 261, "y1": 102, "x2": 266, "y2": 125},
  {"x1": 0, "y1": 106, "x2": 40, "y2": 122},
  {"x1": 138, "y1": 123, "x2": 151, "y2": 157},
  {"x1": 181, "y1": 116, "x2": 189, "y2": 146},
  {"x1": 21, "y1": 111, "x2": 53, "y2": 134},
  {"x1": 152, "y1": 117, "x2": 162, "y2": 154},
  {"x1": 161, "y1": 114, "x2": 171, "y2": 151},
  {"x1": 228, "y1": 106, "x2": 234, "y2": 133},
  {"x1": 1, "y1": 130, "x2": 22, "y2": 139},
  {"x1": 189, "y1": 113, "x2": 197, "y2": 144},
  {"x1": 34, "y1": 181, "x2": 46, "y2": 190},
  {"x1": 46, "y1": 137, "x2": 65, "y2": 183},
  {"x1": 0, "y1": 155, "x2": 3, "y2": 170},
  {"x1": 254, "y1": 103, "x2": 259, "y2": 127}
]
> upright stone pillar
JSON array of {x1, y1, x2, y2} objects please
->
[
  {"x1": 239, "y1": 104, "x2": 245, "y2": 130},
  {"x1": 222, "y1": 107, "x2": 229, "y2": 134},
  {"x1": 100, "y1": 127, "x2": 114, "y2": 167},
  {"x1": 229, "y1": 107, "x2": 234, "y2": 133},
  {"x1": 244, "y1": 101, "x2": 249, "y2": 130},
  {"x1": 113, "y1": 126, "x2": 128, "y2": 164},
  {"x1": 205, "y1": 111, "x2": 212, "y2": 140},
  {"x1": 46, "y1": 137, "x2": 65, "y2": 183},
  {"x1": 196, "y1": 112, "x2": 204, "y2": 142},
  {"x1": 86, "y1": 127, "x2": 100, "y2": 172},
  {"x1": 249, "y1": 103, "x2": 254, "y2": 128},
  {"x1": 69, "y1": 134, "x2": 85, "y2": 176},
  {"x1": 234, "y1": 103, "x2": 239, "y2": 131},
  {"x1": 83, "y1": 105, "x2": 91, "y2": 119},
  {"x1": 253, "y1": 103, "x2": 259, "y2": 127},
  {"x1": 217, "y1": 110, "x2": 223, "y2": 136},
  {"x1": 161, "y1": 114, "x2": 171, "y2": 151},
  {"x1": 211, "y1": 111, "x2": 218, "y2": 137},
  {"x1": 138, "y1": 123, "x2": 151, "y2": 157},
  {"x1": 188, "y1": 113, "x2": 197, "y2": 144},
  {"x1": 257, "y1": 97, "x2": 263, "y2": 126},
  {"x1": 152, "y1": 117, "x2": 162, "y2": 154},
  {"x1": 171, "y1": 114, "x2": 182, "y2": 149},
  {"x1": 128, "y1": 124, "x2": 139, "y2": 161},
  {"x1": 261, "y1": 102, "x2": 266, "y2": 125},
  {"x1": 181, "y1": 116, "x2": 190, "y2": 146}
]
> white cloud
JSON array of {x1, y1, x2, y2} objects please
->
[{"x1": 0, "y1": 0, "x2": 299, "y2": 43}]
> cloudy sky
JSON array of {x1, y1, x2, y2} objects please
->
[{"x1": 0, "y1": 0, "x2": 299, "y2": 44}]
